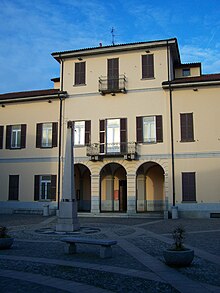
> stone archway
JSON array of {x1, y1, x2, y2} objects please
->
[
  {"x1": 136, "y1": 162, "x2": 165, "y2": 212},
  {"x1": 74, "y1": 164, "x2": 91, "y2": 212},
  {"x1": 100, "y1": 163, "x2": 127, "y2": 212}
]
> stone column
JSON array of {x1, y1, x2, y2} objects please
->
[
  {"x1": 126, "y1": 173, "x2": 136, "y2": 215},
  {"x1": 90, "y1": 174, "x2": 100, "y2": 214},
  {"x1": 56, "y1": 122, "x2": 80, "y2": 232}
]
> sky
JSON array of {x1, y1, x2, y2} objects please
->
[{"x1": 0, "y1": 0, "x2": 220, "y2": 93}]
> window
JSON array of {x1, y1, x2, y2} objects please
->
[
  {"x1": 136, "y1": 116, "x2": 163, "y2": 143},
  {"x1": 8, "y1": 175, "x2": 19, "y2": 200},
  {"x1": 99, "y1": 118, "x2": 127, "y2": 154},
  {"x1": 180, "y1": 113, "x2": 194, "y2": 142},
  {"x1": 74, "y1": 62, "x2": 86, "y2": 85},
  {"x1": 182, "y1": 69, "x2": 190, "y2": 77},
  {"x1": 0, "y1": 126, "x2": 3, "y2": 149},
  {"x1": 182, "y1": 172, "x2": 196, "y2": 202},
  {"x1": 75, "y1": 121, "x2": 85, "y2": 145},
  {"x1": 34, "y1": 175, "x2": 56, "y2": 201},
  {"x1": 6, "y1": 124, "x2": 26, "y2": 149},
  {"x1": 36, "y1": 122, "x2": 58, "y2": 148},
  {"x1": 142, "y1": 54, "x2": 154, "y2": 79},
  {"x1": 107, "y1": 58, "x2": 119, "y2": 91}
]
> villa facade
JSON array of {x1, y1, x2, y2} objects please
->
[{"x1": 0, "y1": 38, "x2": 220, "y2": 218}]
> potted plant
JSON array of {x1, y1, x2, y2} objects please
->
[
  {"x1": 0, "y1": 226, "x2": 14, "y2": 249},
  {"x1": 163, "y1": 225, "x2": 194, "y2": 267}
]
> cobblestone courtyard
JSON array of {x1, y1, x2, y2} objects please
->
[{"x1": 0, "y1": 214, "x2": 220, "y2": 292}]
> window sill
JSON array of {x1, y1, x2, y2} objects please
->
[
  {"x1": 73, "y1": 84, "x2": 87, "y2": 87},
  {"x1": 39, "y1": 146, "x2": 54, "y2": 149},
  {"x1": 141, "y1": 77, "x2": 155, "y2": 80},
  {"x1": 9, "y1": 147, "x2": 22, "y2": 150},
  {"x1": 180, "y1": 140, "x2": 195, "y2": 143},
  {"x1": 181, "y1": 201, "x2": 197, "y2": 203}
]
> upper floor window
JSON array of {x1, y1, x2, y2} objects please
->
[
  {"x1": 34, "y1": 175, "x2": 56, "y2": 201},
  {"x1": 107, "y1": 58, "x2": 119, "y2": 91},
  {"x1": 0, "y1": 126, "x2": 3, "y2": 149},
  {"x1": 182, "y1": 69, "x2": 190, "y2": 77},
  {"x1": 74, "y1": 61, "x2": 86, "y2": 85},
  {"x1": 74, "y1": 120, "x2": 91, "y2": 146},
  {"x1": 36, "y1": 122, "x2": 58, "y2": 148},
  {"x1": 180, "y1": 113, "x2": 194, "y2": 142},
  {"x1": 142, "y1": 54, "x2": 154, "y2": 79},
  {"x1": 6, "y1": 124, "x2": 26, "y2": 149},
  {"x1": 182, "y1": 172, "x2": 196, "y2": 202},
  {"x1": 136, "y1": 115, "x2": 163, "y2": 143},
  {"x1": 100, "y1": 118, "x2": 127, "y2": 154}
]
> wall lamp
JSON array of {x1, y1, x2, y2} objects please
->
[
  {"x1": 193, "y1": 88, "x2": 198, "y2": 92},
  {"x1": 77, "y1": 57, "x2": 83, "y2": 61},
  {"x1": 145, "y1": 50, "x2": 150, "y2": 53},
  {"x1": 48, "y1": 100, "x2": 52, "y2": 103},
  {"x1": 1, "y1": 104, "x2": 5, "y2": 108}
]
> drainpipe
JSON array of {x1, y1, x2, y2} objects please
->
[
  {"x1": 57, "y1": 55, "x2": 64, "y2": 209},
  {"x1": 166, "y1": 41, "x2": 176, "y2": 214}
]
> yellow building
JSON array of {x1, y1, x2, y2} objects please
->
[{"x1": 0, "y1": 38, "x2": 220, "y2": 218}]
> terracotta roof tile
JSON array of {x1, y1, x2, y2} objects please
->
[
  {"x1": 0, "y1": 89, "x2": 60, "y2": 100},
  {"x1": 163, "y1": 74, "x2": 220, "y2": 85}
]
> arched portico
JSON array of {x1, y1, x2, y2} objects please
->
[
  {"x1": 74, "y1": 164, "x2": 91, "y2": 212},
  {"x1": 136, "y1": 162, "x2": 165, "y2": 212},
  {"x1": 100, "y1": 163, "x2": 127, "y2": 212}
]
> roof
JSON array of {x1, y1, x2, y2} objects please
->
[
  {"x1": 175, "y1": 62, "x2": 201, "y2": 68},
  {"x1": 0, "y1": 89, "x2": 66, "y2": 103},
  {"x1": 162, "y1": 73, "x2": 220, "y2": 87},
  {"x1": 51, "y1": 77, "x2": 60, "y2": 82},
  {"x1": 52, "y1": 38, "x2": 180, "y2": 64}
]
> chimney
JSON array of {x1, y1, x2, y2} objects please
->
[{"x1": 99, "y1": 42, "x2": 102, "y2": 47}]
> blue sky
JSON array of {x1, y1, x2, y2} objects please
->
[{"x1": 0, "y1": 0, "x2": 220, "y2": 93}]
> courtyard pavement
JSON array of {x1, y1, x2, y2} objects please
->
[{"x1": 0, "y1": 214, "x2": 220, "y2": 292}]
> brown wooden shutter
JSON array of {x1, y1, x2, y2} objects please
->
[
  {"x1": 180, "y1": 113, "x2": 194, "y2": 142},
  {"x1": 0, "y1": 126, "x2": 3, "y2": 149},
  {"x1": 75, "y1": 62, "x2": 85, "y2": 85},
  {"x1": 85, "y1": 120, "x2": 91, "y2": 145},
  {"x1": 108, "y1": 58, "x2": 119, "y2": 90},
  {"x1": 8, "y1": 175, "x2": 19, "y2": 200},
  {"x1": 6, "y1": 125, "x2": 12, "y2": 149},
  {"x1": 21, "y1": 124, "x2": 27, "y2": 148},
  {"x1": 99, "y1": 119, "x2": 105, "y2": 153},
  {"x1": 182, "y1": 172, "x2": 196, "y2": 202},
  {"x1": 120, "y1": 118, "x2": 127, "y2": 153},
  {"x1": 136, "y1": 117, "x2": 143, "y2": 143},
  {"x1": 34, "y1": 175, "x2": 40, "y2": 201},
  {"x1": 52, "y1": 122, "x2": 58, "y2": 147},
  {"x1": 50, "y1": 175, "x2": 57, "y2": 201},
  {"x1": 36, "y1": 123, "x2": 42, "y2": 148},
  {"x1": 142, "y1": 54, "x2": 154, "y2": 78},
  {"x1": 156, "y1": 115, "x2": 163, "y2": 143}
]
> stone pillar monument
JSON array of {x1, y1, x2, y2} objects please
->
[{"x1": 56, "y1": 121, "x2": 80, "y2": 232}]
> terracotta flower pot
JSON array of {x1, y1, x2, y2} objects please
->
[
  {"x1": 163, "y1": 248, "x2": 194, "y2": 267},
  {"x1": 0, "y1": 238, "x2": 14, "y2": 249}
]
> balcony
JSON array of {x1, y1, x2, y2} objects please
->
[
  {"x1": 99, "y1": 74, "x2": 127, "y2": 95},
  {"x1": 86, "y1": 142, "x2": 137, "y2": 161}
]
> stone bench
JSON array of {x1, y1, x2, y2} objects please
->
[{"x1": 61, "y1": 237, "x2": 117, "y2": 259}]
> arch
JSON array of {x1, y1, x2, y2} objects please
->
[
  {"x1": 136, "y1": 161, "x2": 165, "y2": 212},
  {"x1": 100, "y1": 162, "x2": 127, "y2": 212},
  {"x1": 74, "y1": 163, "x2": 91, "y2": 212}
]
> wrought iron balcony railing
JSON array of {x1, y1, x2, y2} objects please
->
[
  {"x1": 86, "y1": 142, "x2": 137, "y2": 161},
  {"x1": 99, "y1": 74, "x2": 127, "y2": 95}
]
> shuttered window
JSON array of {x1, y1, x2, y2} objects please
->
[
  {"x1": 6, "y1": 124, "x2": 26, "y2": 149},
  {"x1": 36, "y1": 122, "x2": 58, "y2": 148},
  {"x1": 8, "y1": 175, "x2": 19, "y2": 200},
  {"x1": 180, "y1": 113, "x2": 194, "y2": 142},
  {"x1": 120, "y1": 118, "x2": 127, "y2": 153},
  {"x1": 75, "y1": 62, "x2": 86, "y2": 85},
  {"x1": 34, "y1": 175, "x2": 57, "y2": 201},
  {"x1": 108, "y1": 58, "x2": 119, "y2": 90},
  {"x1": 99, "y1": 119, "x2": 105, "y2": 154},
  {"x1": 142, "y1": 54, "x2": 154, "y2": 79},
  {"x1": 136, "y1": 115, "x2": 163, "y2": 143},
  {"x1": 0, "y1": 126, "x2": 3, "y2": 149},
  {"x1": 182, "y1": 172, "x2": 196, "y2": 202}
]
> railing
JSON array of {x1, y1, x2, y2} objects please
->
[
  {"x1": 99, "y1": 74, "x2": 127, "y2": 95},
  {"x1": 86, "y1": 142, "x2": 137, "y2": 160}
]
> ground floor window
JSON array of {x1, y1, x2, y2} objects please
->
[
  {"x1": 8, "y1": 175, "x2": 19, "y2": 200},
  {"x1": 34, "y1": 175, "x2": 56, "y2": 201},
  {"x1": 182, "y1": 172, "x2": 196, "y2": 202}
]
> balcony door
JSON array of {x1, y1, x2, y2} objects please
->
[
  {"x1": 108, "y1": 58, "x2": 119, "y2": 91},
  {"x1": 106, "y1": 119, "x2": 120, "y2": 153}
]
